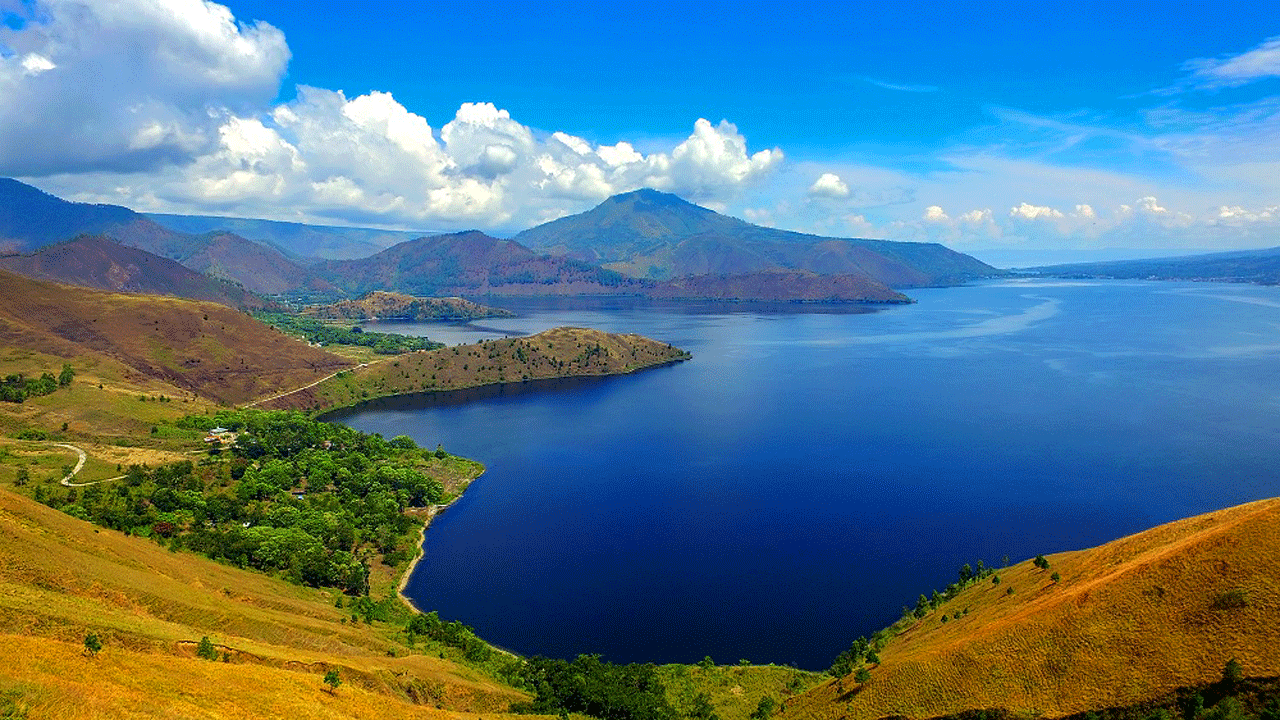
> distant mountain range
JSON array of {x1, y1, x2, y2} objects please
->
[
  {"x1": 145, "y1": 212, "x2": 434, "y2": 261},
  {"x1": 0, "y1": 178, "x2": 1000, "y2": 305},
  {"x1": 1031, "y1": 246, "x2": 1280, "y2": 284}
]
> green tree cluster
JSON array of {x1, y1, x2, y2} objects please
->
[
  {"x1": 36, "y1": 409, "x2": 449, "y2": 595},
  {"x1": 253, "y1": 312, "x2": 443, "y2": 354},
  {"x1": 511, "y1": 654, "x2": 678, "y2": 720}
]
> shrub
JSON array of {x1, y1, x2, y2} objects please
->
[{"x1": 1211, "y1": 589, "x2": 1249, "y2": 610}]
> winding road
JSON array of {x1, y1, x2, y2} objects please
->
[
  {"x1": 245, "y1": 362, "x2": 369, "y2": 407},
  {"x1": 52, "y1": 442, "x2": 122, "y2": 487}
]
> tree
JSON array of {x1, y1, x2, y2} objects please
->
[
  {"x1": 698, "y1": 655, "x2": 715, "y2": 671},
  {"x1": 196, "y1": 636, "x2": 217, "y2": 660},
  {"x1": 1034, "y1": 554, "x2": 1050, "y2": 570},
  {"x1": 751, "y1": 697, "x2": 775, "y2": 720},
  {"x1": 84, "y1": 632, "x2": 102, "y2": 657},
  {"x1": 59, "y1": 363, "x2": 74, "y2": 387},
  {"x1": 323, "y1": 669, "x2": 342, "y2": 693},
  {"x1": 435, "y1": 444, "x2": 447, "y2": 459},
  {"x1": 1222, "y1": 657, "x2": 1243, "y2": 690},
  {"x1": 854, "y1": 667, "x2": 870, "y2": 684}
]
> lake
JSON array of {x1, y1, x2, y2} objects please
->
[{"x1": 328, "y1": 280, "x2": 1280, "y2": 669}]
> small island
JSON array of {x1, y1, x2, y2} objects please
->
[{"x1": 304, "y1": 291, "x2": 515, "y2": 322}]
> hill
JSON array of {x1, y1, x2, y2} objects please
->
[
  {"x1": 0, "y1": 486, "x2": 528, "y2": 719},
  {"x1": 305, "y1": 291, "x2": 514, "y2": 321},
  {"x1": 0, "y1": 271, "x2": 351, "y2": 406},
  {"x1": 174, "y1": 231, "x2": 334, "y2": 295},
  {"x1": 319, "y1": 230, "x2": 637, "y2": 297},
  {"x1": 1031, "y1": 246, "x2": 1280, "y2": 284},
  {"x1": 515, "y1": 189, "x2": 999, "y2": 286},
  {"x1": 146, "y1": 212, "x2": 433, "y2": 261},
  {"x1": 259, "y1": 326, "x2": 690, "y2": 412},
  {"x1": 0, "y1": 235, "x2": 261, "y2": 308},
  {"x1": 779, "y1": 498, "x2": 1280, "y2": 720}
]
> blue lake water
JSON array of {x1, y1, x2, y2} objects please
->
[{"x1": 328, "y1": 280, "x2": 1280, "y2": 669}]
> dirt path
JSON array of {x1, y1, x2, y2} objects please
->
[
  {"x1": 53, "y1": 442, "x2": 123, "y2": 487},
  {"x1": 245, "y1": 362, "x2": 369, "y2": 407}
]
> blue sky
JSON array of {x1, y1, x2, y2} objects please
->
[{"x1": 3, "y1": 0, "x2": 1280, "y2": 260}]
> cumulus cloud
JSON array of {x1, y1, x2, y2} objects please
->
[
  {"x1": 1009, "y1": 203, "x2": 1065, "y2": 220},
  {"x1": 0, "y1": 0, "x2": 289, "y2": 175},
  {"x1": 923, "y1": 205, "x2": 949, "y2": 222},
  {"x1": 808, "y1": 172, "x2": 850, "y2": 199}
]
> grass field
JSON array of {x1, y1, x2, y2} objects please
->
[
  {"x1": 780, "y1": 498, "x2": 1280, "y2": 720},
  {"x1": 0, "y1": 485, "x2": 530, "y2": 719}
]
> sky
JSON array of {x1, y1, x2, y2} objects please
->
[{"x1": 2, "y1": 0, "x2": 1280, "y2": 261}]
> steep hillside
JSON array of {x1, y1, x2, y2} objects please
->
[
  {"x1": 515, "y1": 189, "x2": 999, "y2": 286},
  {"x1": 0, "y1": 235, "x2": 260, "y2": 307},
  {"x1": 0, "y1": 271, "x2": 351, "y2": 405},
  {"x1": 0, "y1": 487, "x2": 528, "y2": 719},
  {"x1": 649, "y1": 271, "x2": 910, "y2": 303},
  {"x1": 259, "y1": 326, "x2": 690, "y2": 412},
  {"x1": 320, "y1": 231, "x2": 637, "y2": 296},
  {"x1": 306, "y1": 291, "x2": 514, "y2": 321},
  {"x1": 781, "y1": 498, "x2": 1280, "y2": 720}
]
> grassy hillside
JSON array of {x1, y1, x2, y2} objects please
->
[
  {"x1": 0, "y1": 486, "x2": 529, "y2": 719},
  {"x1": 0, "y1": 270, "x2": 352, "y2": 407},
  {"x1": 305, "y1": 291, "x2": 514, "y2": 321},
  {"x1": 259, "y1": 327, "x2": 691, "y2": 412},
  {"x1": 780, "y1": 498, "x2": 1280, "y2": 720},
  {"x1": 0, "y1": 235, "x2": 261, "y2": 308}
]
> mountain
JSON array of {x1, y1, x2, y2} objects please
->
[
  {"x1": 0, "y1": 270, "x2": 350, "y2": 404},
  {"x1": 515, "y1": 189, "x2": 999, "y2": 286},
  {"x1": 0, "y1": 235, "x2": 261, "y2": 308},
  {"x1": 780, "y1": 498, "x2": 1280, "y2": 720},
  {"x1": 1031, "y1": 246, "x2": 1280, "y2": 284},
  {"x1": 146, "y1": 212, "x2": 434, "y2": 261},
  {"x1": 162, "y1": 231, "x2": 333, "y2": 295},
  {"x1": 0, "y1": 177, "x2": 139, "y2": 252},
  {"x1": 320, "y1": 230, "x2": 637, "y2": 296},
  {"x1": 0, "y1": 179, "x2": 325, "y2": 294}
]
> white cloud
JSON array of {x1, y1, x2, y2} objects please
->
[
  {"x1": 923, "y1": 205, "x2": 949, "y2": 222},
  {"x1": 0, "y1": 0, "x2": 289, "y2": 175},
  {"x1": 1010, "y1": 203, "x2": 1065, "y2": 220},
  {"x1": 1182, "y1": 35, "x2": 1280, "y2": 90},
  {"x1": 808, "y1": 172, "x2": 850, "y2": 199}
]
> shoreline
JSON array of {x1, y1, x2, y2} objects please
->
[{"x1": 395, "y1": 468, "x2": 483, "y2": 614}]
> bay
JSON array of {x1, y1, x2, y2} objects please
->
[{"x1": 328, "y1": 280, "x2": 1280, "y2": 669}]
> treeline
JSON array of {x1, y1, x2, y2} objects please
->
[
  {"x1": 33, "y1": 409, "x2": 457, "y2": 594},
  {"x1": 0, "y1": 364, "x2": 73, "y2": 403},
  {"x1": 253, "y1": 311, "x2": 443, "y2": 354}
]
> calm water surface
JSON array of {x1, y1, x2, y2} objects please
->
[{"x1": 330, "y1": 280, "x2": 1280, "y2": 669}]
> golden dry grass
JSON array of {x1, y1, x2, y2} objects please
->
[
  {"x1": 780, "y1": 498, "x2": 1280, "y2": 720},
  {"x1": 0, "y1": 487, "x2": 529, "y2": 719},
  {"x1": 0, "y1": 270, "x2": 353, "y2": 407}
]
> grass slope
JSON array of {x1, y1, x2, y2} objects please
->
[
  {"x1": 0, "y1": 270, "x2": 353, "y2": 406},
  {"x1": 0, "y1": 486, "x2": 529, "y2": 719},
  {"x1": 259, "y1": 327, "x2": 691, "y2": 412},
  {"x1": 780, "y1": 498, "x2": 1280, "y2": 720},
  {"x1": 304, "y1": 291, "x2": 514, "y2": 321}
]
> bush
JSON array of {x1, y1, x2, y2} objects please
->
[{"x1": 1211, "y1": 589, "x2": 1249, "y2": 610}]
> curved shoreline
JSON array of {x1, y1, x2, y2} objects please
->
[{"x1": 395, "y1": 478, "x2": 478, "y2": 614}]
